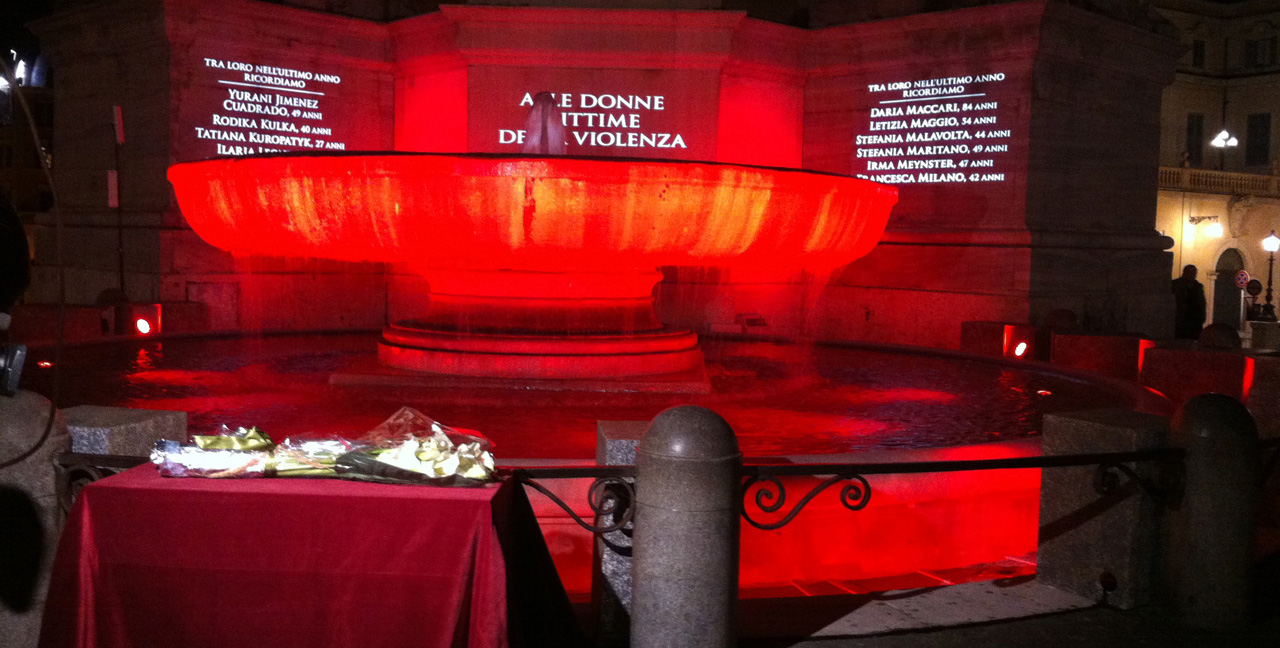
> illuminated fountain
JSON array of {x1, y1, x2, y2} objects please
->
[
  {"x1": 76, "y1": 154, "x2": 1122, "y2": 596},
  {"x1": 167, "y1": 153, "x2": 898, "y2": 380}
]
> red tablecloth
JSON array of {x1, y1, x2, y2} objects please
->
[{"x1": 39, "y1": 466, "x2": 580, "y2": 648}]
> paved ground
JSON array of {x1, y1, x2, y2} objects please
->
[
  {"x1": 730, "y1": 575, "x2": 1280, "y2": 647},
  {"x1": 740, "y1": 606, "x2": 1280, "y2": 648}
]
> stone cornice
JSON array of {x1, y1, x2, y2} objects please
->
[
  {"x1": 805, "y1": 1, "x2": 1046, "y2": 77},
  {"x1": 1153, "y1": 0, "x2": 1280, "y2": 20}
]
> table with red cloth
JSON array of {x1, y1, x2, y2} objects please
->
[{"x1": 38, "y1": 466, "x2": 582, "y2": 648}]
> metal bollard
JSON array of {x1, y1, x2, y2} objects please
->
[
  {"x1": 630, "y1": 406, "x2": 741, "y2": 648},
  {"x1": 1168, "y1": 393, "x2": 1260, "y2": 628}
]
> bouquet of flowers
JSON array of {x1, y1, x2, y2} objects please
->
[
  {"x1": 335, "y1": 407, "x2": 496, "y2": 485},
  {"x1": 273, "y1": 437, "x2": 360, "y2": 478},
  {"x1": 151, "y1": 426, "x2": 273, "y2": 478},
  {"x1": 150, "y1": 409, "x2": 497, "y2": 485}
]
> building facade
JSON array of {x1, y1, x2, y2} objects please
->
[{"x1": 1155, "y1": 0, "x2": 1280, "y2": 334}]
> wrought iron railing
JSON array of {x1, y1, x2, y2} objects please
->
[
  {"x1": 505, "y1": 447, "x2": 1186, "y2": 534},
  {"x1": 503, "y1": 466, "x2": 637, "y2": 534},
  {"x1": 62, "y1": 443, "x2": 1264, "y2": 532},
  {"x1": 54, "y1": 452, "x2": 148, "y2": 514}
]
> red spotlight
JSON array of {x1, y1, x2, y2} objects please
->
[
  {"x1": 37, "y1": 360, "x2": 53, "y2": 368},
  {"x1": 999, "y1": 324, "x2": 1037, "y2": 360},
  {"x1": 116, "y1": 303, "x2": 162, "y2": 336}
]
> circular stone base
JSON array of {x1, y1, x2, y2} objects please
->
[{"x1": 378, "y1": 325, "x2": 704, "y2": 379}]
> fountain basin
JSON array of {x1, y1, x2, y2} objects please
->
[
  {"x1": 168, "y1": 153, "x2": 898, "y2": 378},
  {"x1": 22, "y1": 335, "x2": 1138, "y2": 595}
]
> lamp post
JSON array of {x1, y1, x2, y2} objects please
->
[
  {"x1": 1210, "y1": 129, "x2": 1238, "y2": 171},
  {"x1": 1262, "y1": 230, "x2": 1280, "y2": 322},
  {"x1": 1212, "y1": 91, "x2": 1236, "y2": 170}
]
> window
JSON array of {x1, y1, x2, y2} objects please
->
[
  {"x1": 1245, "y1": 37, "x2": 1276, "y2": 67},
  {"x1": 1186, "y1": 113, "x2": 1205, "y2": 167},
  {"x1": 1247, "y1": 113, "x2": 1271, "y2": 166},
  {"x1": 1192, "y1": 40, "x2": 1206, "y2": 68}
]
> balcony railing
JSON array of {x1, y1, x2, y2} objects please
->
[{"x1": 1159, "y1": 166, "x2": 1280, "y2": 197}]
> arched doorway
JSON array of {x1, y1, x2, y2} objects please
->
[{"x1": 1213, "y1": 248, "x2": 1245, "y2": 330}]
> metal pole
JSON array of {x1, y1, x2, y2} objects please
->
[
  {"x1": 631, "y1": 406, "x2": 741, "y2": 648},
  {"x1": 1263, "y1": 250, "x2": 1276, "y2": 321},
  {"x1": 112, "y1": 105, "x2": 126, "y2": 298},
  {"x1": 1167, "y1": 393, "x2": 1259, "y2": 628}
]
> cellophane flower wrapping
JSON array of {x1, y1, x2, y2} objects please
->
[
  {"x1": 150, "y1": 409, "x2": 497, "y2": 484},
  {"x1": 272, "y1": 437, "x2": 363, "y2": 478},
  {"x1": 335, "y1": 407, "x2": 497, "y2": 484},
  {"x1": 151, "y1": 425, "x2": 273, "y2": 478},
  {"x1": 360, "y1": 407, "x2": 493, "y2": 453}
]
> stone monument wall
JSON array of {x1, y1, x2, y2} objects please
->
[{"x1": 28, "y1": 0, "x2": 1180, "y2": 347}]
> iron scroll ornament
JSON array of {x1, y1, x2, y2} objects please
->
[
  {"x1": 1093, "y1": 456, "x2": 1185, "y2": 509},
  {"x1": 54, "y1": 453, "x2": 149, "y2": 515},
  {"x1": 519, "y1": 475, "x2": 636, "y2": 535},
  {"x1": 741, "y1": 472, "x2": 872, "y2": 531}
]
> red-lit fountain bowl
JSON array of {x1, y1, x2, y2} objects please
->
[{"x1": 168, "y1": 153, "x2": 898, "y2": 380}]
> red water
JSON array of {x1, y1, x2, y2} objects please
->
[{"x1": 22, "y1": 334, "x2": 1127, "y2": 459}]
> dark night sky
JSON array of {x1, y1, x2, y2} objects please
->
[
  {"x1": 1, "y1": 0, "x2": 55, "y2": 64},
  {"x1": 0, "y1": 0, "x2": 1260, "y2": 68}
]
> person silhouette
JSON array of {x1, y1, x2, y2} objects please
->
[{"x1": 1171, "y1": 264, "x2": 1206, "y2": 340}]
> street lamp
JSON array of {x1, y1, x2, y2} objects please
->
[
  {"x1": 1210, "y1": 129, "x2": 1238, "y2": 171},
  {"x1": 1262, "y1": 230, "x2": 1280, "y2": 322}
]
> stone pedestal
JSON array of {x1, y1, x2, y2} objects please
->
[
  {"x1": 1051, "y1": 334, "x2": 1154, "y2": 383},
  {"x1": 960, "y1": 321, "x2": 1008, "y2": 357},
  {"x1": 960, "y1": 321, "x2": 1038, "y2": 358},
  {"x1": 1250, "y1": 320, "x2": 1280, "y2": 351},
  {"x1": 8, "y1": 305, "x2": 113, "y2": 345},
  {"x1": 0, "y1": 391, "x2": 69, "y2": 648},
  {"x1": 592, "y1": 420, "x2": 646, "y2": 648},
  {"x1": 157, "y1": 301, "x2": 212, "y2": 335},
  {"x1": 1250, "y1": 355, "x2": 1280, "y2": 440},
  {"x1": 1140, "y1": 347, "x2": 1253, "y2": 405},
  {"x1": 63, "y1": 406, "x2": 186, "y2": 456},
  {"x1": 1038, "y1": 409, "x2": 1167, "y2": 608}
]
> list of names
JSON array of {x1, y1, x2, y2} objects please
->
[
  {"x1": 193, "y1": 57, "x2": 347, "y2": 157},
  {"x1": 854, "y1": 73, "x2": 1012, "y2": 185}
]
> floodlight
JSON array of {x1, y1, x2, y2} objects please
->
[{"x1": 0, "y1": 344, "x2": 27, "y2": 397}]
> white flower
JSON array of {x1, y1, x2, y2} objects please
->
[
  {"x1": 377, "y1": 439, "x2": 423, "y2": 472},
  {"x1": 456, "y1": 442, "x2": 495, "y2": 480},
  {"x1": 431, "y1": 452, "x2": 460, "y2": 477}
]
